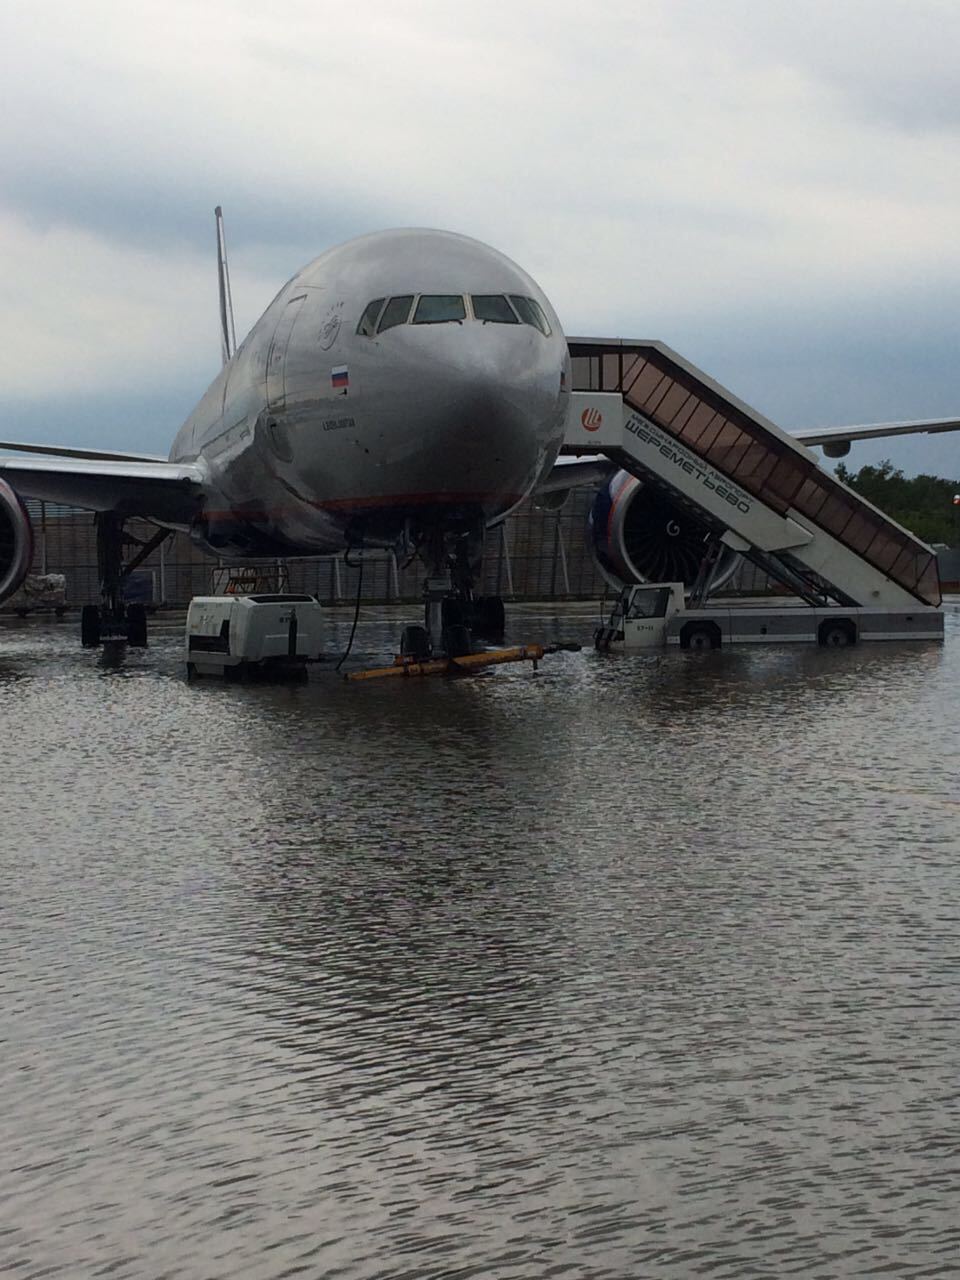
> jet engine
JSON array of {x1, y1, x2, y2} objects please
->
[
  {"x1": 589, "y1": 471, "x2": 740, "y2": 590},
  {"x1": 821, "y1": 441, "x2": 850, "y2": 458},
  {"x1": 0, "y1": 478, "x2": 34, "y2": 604}
]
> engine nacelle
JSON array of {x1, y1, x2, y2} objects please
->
[
  {"x1": 0, "y1": 478, "x2": 34, "y2": 604},
  {"x1": 533, "y1": 487, "x2": 570, "y2": 512},
  {"x1": 589, "y1": 471, "x2": 740, "y2": 591},
  {"x1": 821, "y1": 440, "x2": 851, "y2": 458}
]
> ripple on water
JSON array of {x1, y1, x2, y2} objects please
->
[{"x1": 0, "y1": 610, "x2": 959, "y2": 1277}]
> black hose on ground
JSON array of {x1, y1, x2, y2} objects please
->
[{"x1": 336, "y1": 548, "x2": 364, "y2": 671}]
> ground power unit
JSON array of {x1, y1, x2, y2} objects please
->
[{"x1": 185, "y1": 594, "x2": 325, "y2": 679}]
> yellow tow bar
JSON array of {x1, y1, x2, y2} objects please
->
[{"x1": 345, "y1": 644, "x2": 547, "y2": 682}]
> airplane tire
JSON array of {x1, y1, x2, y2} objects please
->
[
  {"x1": 442, "y1": 624, "x2": 472, "y2": 659},
  {"x1": 473, "y1": 595, "x2": 506, "y2": 640},
  {"x1": 400, "y1": 625, "x2": 431, "y2": 660},
  {"x1": 127, "y1": 604, "x2": 148, "y2": 648},
  {"x1": 441, "y1": 598, "x2": 468, "y2": 629},
  {"x1": 81, "y1": 605, "x2": 101, "y2": 648}
]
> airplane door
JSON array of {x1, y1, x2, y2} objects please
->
[{"x1": 265, "y1": 293, "x2": 307, "y2": 409}]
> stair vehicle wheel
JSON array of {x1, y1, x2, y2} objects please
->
[
  {"x1": 680, "y1": 621, "x2": 721, "y2": 651},
  {"x1": 126, "y1": 603, "x2": 148, "y2": 648},
  {"x1": 818, "y1": 619, "x2": 856, "y2": 648},
  {"x1": 442, "y1": 624, "x2": 472, "y2": 659},
  {"x1": 400, "y1": 624, "x2": 431, "y2": 661},
  {"x1": 80, "y1": 605, "x2": 101, "y2": 648}
]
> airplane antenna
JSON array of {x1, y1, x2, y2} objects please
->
[{"x1": 215, "y1": 205, "x2": 237, "y2": 365}]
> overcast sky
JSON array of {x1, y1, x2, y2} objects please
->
[{"x1": 1, "y1": 0, "x2": 958, "y2": 477}]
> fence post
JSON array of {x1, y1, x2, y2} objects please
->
[
  {"x1": 500, "y1": 522, "x2": 515, "y2": 597},
  {"x1": 555, "y1": 515, "x2": 571, "y2": 595}
]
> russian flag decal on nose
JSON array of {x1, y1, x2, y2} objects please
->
[{"x1": 331, "y1": 365, "x2": 349, "y2": 391}]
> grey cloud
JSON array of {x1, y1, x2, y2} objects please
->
[
  {"x1": 0, "y1": 389, "x2": 198, "y2": 457},
  {"x1": 655, "y1": 300, "x2": 958, "y2": 422},
  {"x1": 672, "y1": 0, "x2": 960, "y2": 134},
  {"x1": 0, "y1": 162, "x2": 384, "y2": 264}
]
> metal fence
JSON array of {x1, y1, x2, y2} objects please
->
[
  {"x1": 13, "y1": 490, "x2": 610, "y2": 608},
  {"x1": 11, "y1": 494, "x2": 958, "y2": 610},
  {"x1": 937, "y1": 546, "x2": 960, "y2": 589}
]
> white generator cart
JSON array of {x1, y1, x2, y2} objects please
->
[{"x1": 185, "y1": 594, "x2": 325, "y2": 679}]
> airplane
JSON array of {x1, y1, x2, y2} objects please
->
[
  {"x1": 0, "y1": 223, "x2": 571, "y2": 656},
  {"x1": 1, "y1": 216, "x2": 958, "y2": 657}
]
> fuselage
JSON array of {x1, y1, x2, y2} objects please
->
[{"x1": 171, "y1": 229, "x2": 570, "y2": 557}]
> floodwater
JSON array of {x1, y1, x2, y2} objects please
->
[{"x1": 1, "y1": 603, "x2": 959, "y2": 1280}]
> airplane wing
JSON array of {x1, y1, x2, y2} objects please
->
[
  {"x1": 0, "y1": 439, "x2": 167, "y2": 463},
  {"x1": 791, "y1": 418, "x2": 960, "y2": 447},
  {"x1": 536, "y1": 455, "x2": 613, "y2": 494},
  {"x1": 0, "y1": 454, "x2": 206, "y2": 526}
]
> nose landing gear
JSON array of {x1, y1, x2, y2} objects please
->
[
  {"x1": 345, "y1": 525, "x2": 560, "y2": 683},
  {"x1": 406, "y1": 527, "x2": 506, "y2": 660}
]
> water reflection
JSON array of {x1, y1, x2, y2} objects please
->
[{"x1": 0, "y1": 609, "x2": 957, "y2": 1278}]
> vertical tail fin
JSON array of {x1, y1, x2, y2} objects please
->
[{"x1": 215, "y1": 206, "x2": 237, "y2": 366}]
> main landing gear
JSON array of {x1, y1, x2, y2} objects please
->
[
  {"x1": 80, "y1": 513, "x2": 171, "y2": 648},
  {"x1": 399, "y1": 528, "x2": 506, "y2": 661}
]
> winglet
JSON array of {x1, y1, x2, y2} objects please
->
[{"x1": 215, "y1": 206, "x2": 237, "y2": 366}]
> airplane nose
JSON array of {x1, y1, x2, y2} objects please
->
[
  {"x1": 334, "y1": 325, "x2": 566, "y2": 527},
  {"x1": 416, "y1": 327, "x2": 560, "y2": 467}
]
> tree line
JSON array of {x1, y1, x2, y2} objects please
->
[{"x1": 834, "y1": 460, "x2": 959, "y2": 545}]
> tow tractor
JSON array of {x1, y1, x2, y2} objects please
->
[{"x1": 594, "y1": 583, "x2": 944, "y2": 651}]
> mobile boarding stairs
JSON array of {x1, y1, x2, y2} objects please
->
[{"x1": 562, "y1": 339, "x2": 943, "y2": 645}]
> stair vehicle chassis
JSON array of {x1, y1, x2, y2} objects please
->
[{"x1": 594, "y1": 583, "x2": 944, "y2": 652}]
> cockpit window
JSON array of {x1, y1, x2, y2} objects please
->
[
  {"x1": 471, "y1": 295, "x2": 519, "y2": 324},
  {"x1": 377, "y1": 295, "x2": 415, "y2": 332},
  {"x1": 361, "y1": 292, "x2": 543, "y2": 334},
  {"x1": 412, "y1": 295, "x2": 466, "y2": 324},
  {"x1": 509, "y1": 295, "x2": 552, "y2": 336},
  {"x1": 357, "y1": 298, "x2": 385, "y2": 336}
]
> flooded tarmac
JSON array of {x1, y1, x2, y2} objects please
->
[{"x1": 1, "y1": 603, "x2": 959, "y2": 1279}]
